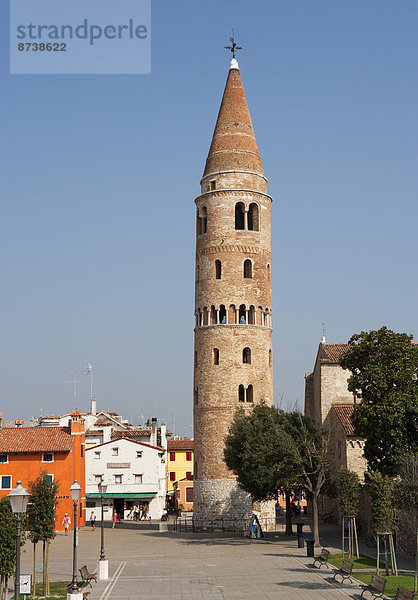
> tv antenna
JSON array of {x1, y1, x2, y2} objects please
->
[{"x1": 225, "y1": 28, "x2": 243, "y2": 58}]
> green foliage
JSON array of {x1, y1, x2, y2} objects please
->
[
  {"x1": 366, "y1": 470, "x2": 394, "y2": 534},
  {"x1": 336, "y1": 469, "x2": 360, "y2": 517},
  {"x1": 27, "y1": 470, "x2": 59, "y2": 544},
  {"x1": 339, "y1": 327, "x2": 418, "y2": 475},
  {"x1": 393, "y1": 453, "x2": 418, "y2": 510},
  {"x1": 0, "y1": 496, "x2": 18, "y2": 578},
  {"x1": 224, "y1": 404, "x2": 291, "y2": 501}
]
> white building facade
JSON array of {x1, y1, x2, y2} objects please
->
[{"x1": 85, "y1": 438, "x2": 167, "y2": 521}]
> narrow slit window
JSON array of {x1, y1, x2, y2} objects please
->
[
  {"x1": 243, "y1": 347, "x2": 251, "y2": 364},
  {"x1": 215, "y1": 260, "x2": 222, "y2": 279},
  {"x1": 246, "y1": 384, "x2": 253, "y2": 403},
  {"x1": 238, "y1": 384, "x2": 245, "y2": 402},
  {"x1": 244, "y1": 260, "x2": 252, "y2": 278},
  {"x1": 210, "y1": 180, "x2": 216, "y2": 191},
  {"x1": 235, "y1": 202, "x2": 245, "y2": 230},
  {"x1": 213, "y1": 348, "x2": 219, "y2": 365}
]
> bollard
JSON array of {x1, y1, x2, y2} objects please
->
[
  {"x1": 305, "y1": 539, "x2": 315, "y2": 557},
  {"x1": 297, "y1": 533, "x2": 304, "y2": 548},
  {"x1": 296, "y1": 522, "x2": 304, "y2": 536}
]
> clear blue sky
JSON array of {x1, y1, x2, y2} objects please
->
[{"x1": 1, "y1": 1, "x2": 417, "y2": 435}]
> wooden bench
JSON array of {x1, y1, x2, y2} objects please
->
[
  {"x1": 79, "y1": 565, "x2": 97, "y2": 588},
  {"x1": 332, "y1": 559, "x2": 353, "y2": 583},
  {"x1": 360, "y1": 574, "x2": 387, "y2": 598},
  {"x1": 394, "y1": 587, "x2": 415, "y2": 600},
  {"x1": 313, "y1": 548, "x2": 330, "y2": 569}
]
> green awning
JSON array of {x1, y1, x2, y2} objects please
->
[{"x1": 86, "y1": 493, "x2": 157, "y2": 499}]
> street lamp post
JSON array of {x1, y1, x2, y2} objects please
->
[
  {"x1": 68, "y1": 481, "x2": 81, "y2": 597},
  {"x1": 9, "y1": 481, "x2": 30, "y2": 600},
  {"x1": 98, "y1": 480, "x2": 108, "y2": 580}
]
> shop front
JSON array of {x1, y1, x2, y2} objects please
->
[{"x1": 86, "y1": 492, "x2": 157, "y2": 521}]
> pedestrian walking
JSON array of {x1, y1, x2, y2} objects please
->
[
  {"x1": 62, "y1": 513, "x2": 71, "y2": 535},
  {"x1": 112, "y1": 510, "x2": 117, "y2": 528},
  {"x1": 90, "y1": 510, "x2": 96, "y2": 531}
]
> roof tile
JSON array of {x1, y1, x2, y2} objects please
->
[{"x1": 0, "y1": 426, "x2": 73, "y2": 453}]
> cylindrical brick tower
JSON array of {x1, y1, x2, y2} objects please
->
[{"x1": 193, "y1": 57, "x2": 274, "y2": 524}]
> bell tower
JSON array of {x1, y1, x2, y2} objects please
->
[{"x1": 193, "y1": 55, "x2": 274, "y2": 524}]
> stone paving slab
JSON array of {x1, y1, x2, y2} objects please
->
[{"x1": 15, "y1": 522, "x2": 414, "y2": 599}]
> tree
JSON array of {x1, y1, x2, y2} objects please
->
[
  {"x1": 224, "y1": 404, "x2": 330, "y2": 544},
  {"x1": 336, "y1": 469, "x2": 360, "y2": 517},
  {"x1": 0, "y1": 497, "x2": 18, "y2": 600},
  {"x1": 336, "y1": 469, "x2": 361, "y2": 556},
  {"x1": 224, "y1": 404, "x2": 301, "y2": 534},
  {"x1": 393, "y1": 453, "x2": 418, "y2": 593},
  {"x1": 27, "y1": 471, "x2": 59, "y2": 596},
  {"x1": 284, "y1": 412, "x2": 330, "y2": 546},
  {"x1": 339, "y1": 327, "x2": 418, "y2": 475},
  {"x1": 366, "y1": 470, "x2": 395, "y2": 575}
]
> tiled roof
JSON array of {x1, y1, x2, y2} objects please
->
[
  {"x1": 320, "y1": 343, "x2": 350, "y2": 364},
  {"x1": 111, "y1": 429, "x2": 151, "y2": 439},
  {"x1": 168, "y1": 439, "x2": 194, "y2": 450},
  {"x1": 333, "y1": 404, "x2": 356, "y2": 435},
  {"x1": 94, "y1": 419, "x2": 113, "y2": 427},
  {"x1": 0, "y1": 426, "x2": 73, "y2": 453}
]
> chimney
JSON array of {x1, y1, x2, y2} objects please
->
[
  {"x1": 91, "y1": 397, "x2": 97, "y2": 416},
  {"x1": 160, "y1": 423, "x2": 167, "y2": 451},
  {"x1": 150, "y1": 417, "x2": 157, "y2": 446},
  {"x1": 15, "y1": 419, "x2": 24, "y2": 428}
]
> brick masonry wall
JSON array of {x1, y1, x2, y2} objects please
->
[{"x1": 193, "y1": 65, "x2": 275, "y2": 525}]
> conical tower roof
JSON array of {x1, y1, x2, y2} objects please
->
[{"x1": 203, "y1": 59, "x2": 264, "y2": 178}]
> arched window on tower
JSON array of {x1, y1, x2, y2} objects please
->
[
  {"x1": 199, "y1": 207, "x2": 207, "y2": 234},
  {"x1": 210, "y1": 305, "x2": 217, "y2": 325},
  {"x1": 248, "y1": 203, "x2": 259, "y2": 231},
  {"x1": 203, "y1": 307, "x2": 208, "y2": 326},
  {"x1": 267, "y1": 263, "x2": 271, "y2": 283},
  {"x1": 246, "y1": 384, "x2": 253, "y2": 403},
  {"x1": 239, "y1": 304, "x2": 246, "y2": 324},
  {"x1": 213, "y1": 348, "x2": 219, "y2": 365},
  {"x1": 269, "y1": 349, "x2": 272, "y2": 367},
  {"x1": 238, "y1": 385, "x2": 245, "y2": 402},
  {"x1": 215, "y1": 260, "x2": 222, "y2": 279},
  {"x1": 219, "y1": 304, "x2": 226, "y2": 324},
  {"x1": 248, "y1": 305, "x2": 255, "y2": 325},
  {"x1": 235, "y1": 202, "x2": 245, "y2": 230},
  {"x1": 243, "y1": 259, "x2": 252, "y2": 279},
  {"x1": 243, "y1": 347, "x2": 251, "y2": 364},
  {"x1": 229, "y1": 304, "x2": 236, "y2": 325}
]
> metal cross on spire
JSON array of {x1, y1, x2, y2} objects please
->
[{"x1": 224, "y1": 28, "x2": 243, "y2": 58}]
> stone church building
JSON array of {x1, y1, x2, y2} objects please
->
[
  {"x1": 304, "y1": 341, "x2": 367, "y2": 482},
  {"x1": 193, "y1": 55, "x2": 274, "y2": 525}
]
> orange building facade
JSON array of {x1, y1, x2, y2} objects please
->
[{"x1": 0, "y1": 410, "x2": 86, "y2": 531}]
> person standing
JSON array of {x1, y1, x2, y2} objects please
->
[
  {"x1": 62, "y1": 513, "x2": 71, "y2": 535},
  {"x1": 90, "y1": 511, "x2": 96, "y2": 531},
  {"x1": 112, "y1": 510, "x2": 117, "y2": 529}
]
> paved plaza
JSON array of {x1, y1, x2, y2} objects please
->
[{"x1": 16, "y1": 522, "x2": 414, "y2": 599}]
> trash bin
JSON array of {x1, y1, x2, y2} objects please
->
[
  {"x1": 296, "y1": 522, "x2": 304, "y2": 535},
  {"x1": 305, "y1": 539, "x2": 315, "y2": 557}
]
